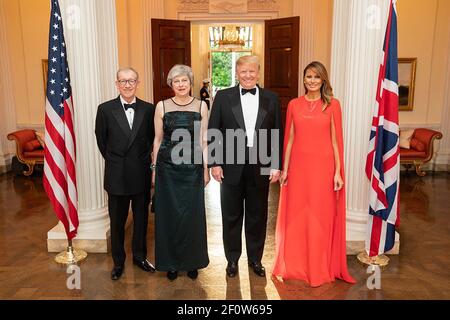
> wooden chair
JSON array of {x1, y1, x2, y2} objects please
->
[
  {"x1": 7, "y1": 129, "x2": 44, "y2": 176},
  {"x1": 400, "y1": 128, "x2": 443, "y2": 176}
]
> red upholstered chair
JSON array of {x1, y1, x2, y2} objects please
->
[
  {"x1": 400, "y1": 128, "x2": 443, "y2": 176},
  {"x1": 7, "y1": 129, "x2": 45, "y2": 176}
]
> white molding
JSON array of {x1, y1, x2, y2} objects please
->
[
  {"x1": 434, "y1": 150, "x2": 450, "y2": 167},
  {"x1": 16, "y1": 123, "x2": 45, "y2": 131},
  {"x1": 177, "y1": 0, "x2": 280, "y2": 12},
  {"x1": 47, "y1": 221, "x2": 110, "y2": 253},
  {"x1": 0, "y1": 1, "x2": 17, "y2": 162},
  {"x1": 437, "y1": 26, "x2": 450, "y2": 163},
  {"x1": 0, "y1": 153, "x2": 13, "y2": 164},
  {"x1": 247, "y1": 0, "x2": 279, "y2": 11},
  {"x1": 0, "y1": 153, "x2": 13, "y2": 174},
  {"x1": 399, "y1": 123, "x2": 441, "y2": 130},
  {"x1": 178, "y1": 12, "x2": 278, "y2": 21}
]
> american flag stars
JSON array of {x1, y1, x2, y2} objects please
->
[
  {"x1": 47, "y1": 10, "x2": 70, "y2": 108},
  {"x1": 53, "y1": 12, "x2": 61, "y2": 21}
]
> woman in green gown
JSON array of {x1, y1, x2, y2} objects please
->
[{"x1": 152, "y1": 64, "x2": 210, "y2": 281}]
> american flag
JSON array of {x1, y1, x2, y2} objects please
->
[
  {"x1": 43, "y1": 0, "x2": 78, "y2": 240},
  {"x1": 365, "y1": 0, "x2": 400, "y2": 257}
]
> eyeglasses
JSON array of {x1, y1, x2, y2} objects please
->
[{"x1": 117, "y1": 79, "x2": 138, "y2": 87}]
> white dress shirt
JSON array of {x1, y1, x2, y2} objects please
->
[
  {"x1": 120, "y1": 96, "x2": 136, "y2": 129},
  {"x1": 240, "y1": 85, "x2": 259, "y2": 147}
]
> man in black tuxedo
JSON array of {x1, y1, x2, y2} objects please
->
[
  {"x1": 208, "y1": 56, "x2": 283, "y2": 278},
  {"x1": 95, "y1": 68, "x2": 155, "y2": 280}
]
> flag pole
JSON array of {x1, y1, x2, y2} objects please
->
[
  {"x1": 357, "y1": 251, "x2": 389, "y2": 269},
  {"x1": 55, "y1": 239, "x2": 87, "y2": 264},
  {"x1": 45, "y1": 0, "x2": 83, "y2": 265},
  {"x1": 360, "y1": 0, "x2": 399, "y2": 270}
]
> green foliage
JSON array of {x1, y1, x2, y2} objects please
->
[{"x1": 212, "y1": 52, "x2": 232, "y2": 88}]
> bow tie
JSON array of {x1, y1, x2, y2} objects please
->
[
  {"x1": 241, "y1": 87, "x2": 257, "y2": 95},
  {"x1": 124, "y1": 103, "x2": 136, "y2": 111}
]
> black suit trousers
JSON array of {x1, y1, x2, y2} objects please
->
[
  {"x1": 220, "y1": 164, "x2": 269, "y2": 264},
  {"x1": 108, "y1": 192, "x2": 148, "y2": 267}
]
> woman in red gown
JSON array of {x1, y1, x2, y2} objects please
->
[{"x1": 272, "y1": 61, "x2": 356, "y2": 287}]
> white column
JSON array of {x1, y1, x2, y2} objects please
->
[
  {"x1": 436, "y1": 36, "x2": 450, "y2": 171},
  {"x1": 0, "y1": 1, "x2": 17, "y2": 173},
  {"x1": 293, "y1": 0, "x2": 314, "y2": 96},
  {"x1": 47, "y1": 0, "x2": 119, "y2": 253},
  {"x1": 142, "y1": 0, "x2": 164, "y2": 103},
  {"x1": 331, "y1": 0, "x2": 399, "y2": 254}
]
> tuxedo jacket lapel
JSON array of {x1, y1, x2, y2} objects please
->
[
  {"x1": 230, "y1": 86, "x2": 246, "y2": 130},
  {"x1": 255, "y1": 87, "x2": 268, "y2": 131},
  {"x1": 112, "y1": 97, "x2": 132, "y2": 138}
]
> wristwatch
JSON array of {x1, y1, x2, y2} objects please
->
[{"x1": 150, "y1": 163, "x2": 156, "y2": 170}]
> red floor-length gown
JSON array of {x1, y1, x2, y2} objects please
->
[{"x1": 272, "y1": 96, "x2": 356, "y2": 287}]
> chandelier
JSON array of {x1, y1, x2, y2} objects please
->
[{"x1": 217, "y1": 25, "x2": 245, "y2": 48}]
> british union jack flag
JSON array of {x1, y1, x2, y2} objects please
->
[{"x1": 365, "y1": 0, "x2": 400, "y2": 257}]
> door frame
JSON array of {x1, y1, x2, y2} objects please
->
[{"x1": 148, "y1": 13, "x2": 301, "y2": 103}]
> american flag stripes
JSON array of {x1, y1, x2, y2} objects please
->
[
  {"x1": 43, "y1": 0, "x2": 78, "y2": 240},
  {"x1": 365, "y1": 0, "x2": 400, "y2": 257}
]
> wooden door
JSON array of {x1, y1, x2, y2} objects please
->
[
  {"x1": 151, "y1": 19, "x2": 191, "y2": 103},
  {"x1": 264, "y1": 17, "x2": 299, "y2": 121}
]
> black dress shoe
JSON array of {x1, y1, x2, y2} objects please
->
[
  {"x1": 248, "y1": 261, "x2": 266, "y2": 277},
  {"x1": 226, "y1": 261, "x2": 238, "y2": 278},
  {"x1": 133, "y1": 259, "x2": 156, "y2": 272},
  {"x1": 187, "y1": 270, "x2": 198, "y2": 280},
  {"x1": 167, "y1": 271, "x2": 178, "y2": 281},
  {"x1": 111, "y1": 266, "x2": 124, "y2": 280}
]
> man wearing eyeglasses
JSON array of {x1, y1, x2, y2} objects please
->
[{"x1": 95, "y1": 68, "x2": 156, "y2": 280}]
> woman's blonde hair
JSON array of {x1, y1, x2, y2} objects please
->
[
  {"x1": 236, "y1": 55, "x2": 260, "y2": 70},
  {"x1": 303, "y1": 61, "x2": 333, "y2": 111}
]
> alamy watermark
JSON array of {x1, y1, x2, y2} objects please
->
[
  {"x1": 366, "y1": 265, "x2": 382, "y2": 290},
  {"x1": 366, "y1": 5, "x2": 382, "y2": 30},
  {"x1": 166, "y1": 122, "x2": 281, "y2": 175},
  {"x1": 66, "y1": 264, "x2": 81, "y2": 290}
]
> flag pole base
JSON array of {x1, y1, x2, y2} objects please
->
[
  {"x1": 357, "y1": 251, "x2": 389, "y2": 269},
  {"x1": 55, "y1": 244, "x2": 87, "y2": 265}
]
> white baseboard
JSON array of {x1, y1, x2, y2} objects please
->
[
  {"x1": 435, "y1": 150, "x2": 450, "y2": 164},
  {"x1": 0, "y1": 153, "x2": 13, "y2": 174},
  {"x1": 400, "y1": 162, "x2": 449, "y2": 172}
]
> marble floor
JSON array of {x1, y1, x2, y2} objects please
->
[{"x1": 0, "y1": 170, "x2": 449, "y2": 300}]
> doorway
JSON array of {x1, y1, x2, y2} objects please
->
[
  {"x1": 210, "y1": 50, "x2": 252, "y2": 97},
  {"x1": 190, "y1": 22, "x2": 264, "y2": 104},
  {"x1": 151, "y1": 17, "x2": 299, "y2": 115}
]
